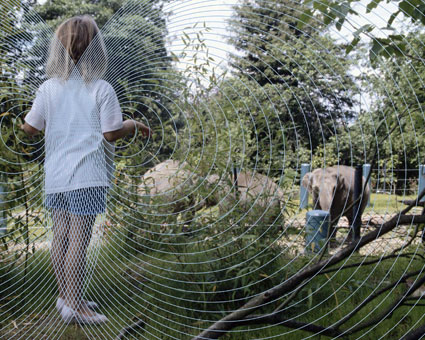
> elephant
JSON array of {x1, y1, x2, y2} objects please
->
[
  {"x1": 206, "y1": 171, "x2": 285, "y2": 224},
  {"x1": 139, "y1": 160, "x2": 286, "y2": 227},
  {"x1": 138, "y1": 160, "x2": 201, "y2": 221},
  {"x1": 301, "y1": 165, "x2": 370, "y2": 241}
]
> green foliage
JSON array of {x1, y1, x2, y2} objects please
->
[
  {"x1": 367, "y1": 30, "x2": 425, "y2": 184},
  {"x1": 29, "y1": 0, "x2": 176, "y2": 162},
  {"x1": 302, "y1": 0, "x2": 425, "y2": 61},
  {"x1": 226, "y1": 0, "x2": 358, "y2": 165},
  {"x1": 2, "y1": 238, "x2": 425, "y2": 339},
  {"x1": 0, "y1": 0, "x2": 176, "y2": 300},
  {"x1": 34, "y1": 0, "x2": 124, "y2": 28},
  {"x1": 0, "y1": 1, "x2": 46, "y2": 277}
]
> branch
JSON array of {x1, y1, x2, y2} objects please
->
[
  {"x1": 400, "y1": 200, "x2": 425, "y2": 207},
  {"x1": 402, "y1": 322, "x2": 425, "y2": 340},
  {"x1": 273, "y1": 281, "x2": 307, "y2": 313},
  {"x1": 390, "y1": 223, "x2": 420, "y2": 255},
  {"x1": 193, "y1": 214, "x2": 425, "y2": 340},
  {"x1": 401, "y1": 190, "x2": 425, "y2": 215},
  {"x1": 345, "y1": 273, "x2": 425, "y2": 335},
  {"x1": 333, "y1": 269, "x2": 422, "y2": 329},
  {"x1": 229, "y1": 313, "x2": 342, "y2": 337},
  {"x1": 115, "y1": 319, "x2": 145, "y2": 340},
  {"x1": 320, "y1": 253, "x2": 424, "y2": 276}
]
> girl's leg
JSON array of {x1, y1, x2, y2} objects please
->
[
  {"x1": 50, "y1": 210, "x2": 71, "y2": 299},
  {"x1": 63, "y1": 213, "x2": 96, "y2": 312}
]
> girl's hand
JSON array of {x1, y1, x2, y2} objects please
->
[
  {"x1": 136, "y1": 122, "x2": 152, "y2": 138},
  {"x1": 103, "y1": 120, "x2": 151, "y2": 142},
  {"x1": 21, "y1": 122, "x2": 40, "y2": 136}
]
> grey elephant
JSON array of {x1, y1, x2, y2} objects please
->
[
  {"x1": 139, "y1": 161, "x2": 286, "y2": 226},
  {"x1": 301, "y1": 165, "x2": 370, "y2": 240},
  {"x1": 206, "y1": 171, "x2": 285, "y2": 224},
  {"x1": 138, "y1": 160, "x2": 201, "y2": 219}
]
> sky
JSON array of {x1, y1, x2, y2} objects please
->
[
  {"x1": 36, "y1": 0, "x2": 404, "y2": 79},
  {"x1": 163, "y1": 0, "x2": 402, "y2": 78},
  {"x1": 164, "y1": 0, "x2": 239, "y2": 75}
]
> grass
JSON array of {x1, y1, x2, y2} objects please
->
[
  {"x1": 366, "y1": 193, "x2": 419, "y2": 214},
  {"x1": 1, "y1": 239, "x2": 424, "y2": 339},
  {"x1": 1, "y1": 192, "x2": 423, "y2": 339},
  {"x1": 291, "y1": 193, "x2": 420, "y2": 221}
]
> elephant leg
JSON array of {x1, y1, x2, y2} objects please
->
[
  {"x1": 326, "y1": 218, "x2": 339, "y2": 249},
  {"x1": 312, "y1": 193, "x2": 320, "y2": 210},
  {"x1": 347, "y1": 205, "x2": 363, "y2": 242},
  {"x1": 346, "y1": 216, "x2": 354, "y2": 241},
  {"x1": 326, "y1": 225, "x2": 340, "y2": 249}
]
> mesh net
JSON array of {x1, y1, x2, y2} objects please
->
[{"x1": 1, "y1": 0, "x2": 425, "y2": 339}]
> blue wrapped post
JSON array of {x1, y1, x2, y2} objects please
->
[
  {"x1": 352, "y1": 165, "x2": 363, "y2": 241},
  {"x1": 305, "y1": 210, "x2": 329, "y2": 254},
  {"x1": 419, "y1": 165, "x2": 425, "y2": 202},
  {"x1": 300, "y1": 163, "x2": 311, "y2": 209},
  {"x1": 363, "y1": 164, "x2": 371, "y2": 206},
  {"x1": 0, "y1": 184, "x2": 6, "y2": 237}
]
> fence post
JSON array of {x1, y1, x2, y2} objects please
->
[
  {"x1": 352, "y1": 165, "x2": 363, "y2": 242},
  {"x1": 383, "y1": 163, "x2": 387, "y2": 194},
  {"x1": 232, "y1": 164, "x2": 240, "y2": 200},
  {"x1": 300, "y1": 163, "x2": 311, "y2": 209},
  {"x1": 363, "y1": 164, "x2": 371, "y2": 206},
  {"x1": 419, "y1": 165, "x2": 425, "y2": 202},
  {"x1": 305, "y1": 210, "x2": 329, "y2": 254},
  {"x1": 0, "y1": 182, "x2": 6, "y2": 237}
]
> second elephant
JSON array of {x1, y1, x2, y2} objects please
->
[
  {"x1": 207, "y1": 171, "x2": 285, "y2": 224},
  {"x1": 301, "y1": 165, "x2": 370, "y2": 240}
]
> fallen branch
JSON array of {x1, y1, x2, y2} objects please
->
[
  {"x1": 228, "y1": 313, "x2": 341, "y2": 337},
  {"x1": 400, "y1": 200, "x2": 425, "y2": 207},
  {"x1": 115, "y1": 318, "x2": 145, "y2": 340},
  {"x1": 344, "y1": 273, "x2": 425, "y2": 335},
  {"x1": 391, "y1": 223, "x2": 420, "y2": 255},
  {"x1": 320, "y1": 253, "x2": 424, "y2": 276},
  {"x1": 333, "y1": 269, "x2": 422, "y2": 329},
  {"x1": 273, "y1": 281, "x2": 307, "y2": 313},
  {"x1": 402, "y1": 322, "x2": 425, "y2": 340},
  {"x1": 193, "y1": 214, "x2": 425, "y2": 340}
]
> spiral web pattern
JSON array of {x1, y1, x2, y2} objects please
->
[{"x1": 1, "y1": 0, "x2": 425, "y2": 339}]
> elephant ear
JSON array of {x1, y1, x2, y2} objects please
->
[{"x1": 301, "y1": 172, "x2": 312, "y2": 191}]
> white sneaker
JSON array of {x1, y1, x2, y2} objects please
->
[
  {"x1": 60, "y1": 303, "x2": 108, "y2": 325},
  {"x1": 60, "y1": 303, "x2": 77, "y2": 323},
  {"x1": 56, "y1": 297, "x2": 98, "y2": 313},
  {"x1": 76, "y1": 310, "x2": 108, "y2": 325}
]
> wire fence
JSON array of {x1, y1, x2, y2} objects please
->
[
  {"x1": 228, "y1": 165, "x2": 423, "y2": 196},
  {"x1": 370, "y1": 168, "x2": 420, "y2": 196}
]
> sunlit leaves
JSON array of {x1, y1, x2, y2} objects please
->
[{"x1": 302, "y1": 0, "x2": 425, "y2": 62}]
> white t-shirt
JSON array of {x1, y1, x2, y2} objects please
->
[{"x1": 25, "y1": 77, "x2": 123, "y2": 194}]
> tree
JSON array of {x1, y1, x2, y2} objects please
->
[
  {"x1": 297, "y1": 0, "x2": 424, "y2": 191},
  {"x1": 225, "y1": 0, "x2": 359, "y2": 171},
  {"x1": 366, "y1": 29, "x2": 425, "y2": 189},
  {"x1": 300, "y1": 0, "x2": 425, "y2": 61},
  {"x1": 17, "y1": 0, "x2": 178, "y2": 164}
]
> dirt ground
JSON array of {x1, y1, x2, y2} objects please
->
[
  {"x1": 281, "y1": 210, "x2": 424, "y2": 256},
  {"x1": 4, "y1": 208, "x2": 424, "y2": 258}
]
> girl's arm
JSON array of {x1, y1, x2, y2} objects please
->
[
  {"x1": 21, "y1": 122, "x2": 40, "y2": 136},
  {"x1": 103, "y1": 120, "x2": 152, "y2": 142}
]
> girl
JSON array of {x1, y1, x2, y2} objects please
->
[{"x1": 22, "y1": 15, "x2": 152, "y2": 324}]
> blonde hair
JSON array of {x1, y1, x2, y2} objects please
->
[{"x1": 46, "y1": 15, "x2": 107, "y2": 82}]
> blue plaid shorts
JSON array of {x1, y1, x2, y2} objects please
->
[{"x1": 45, "y1": 187, "x2": 108, "y2": 216}]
